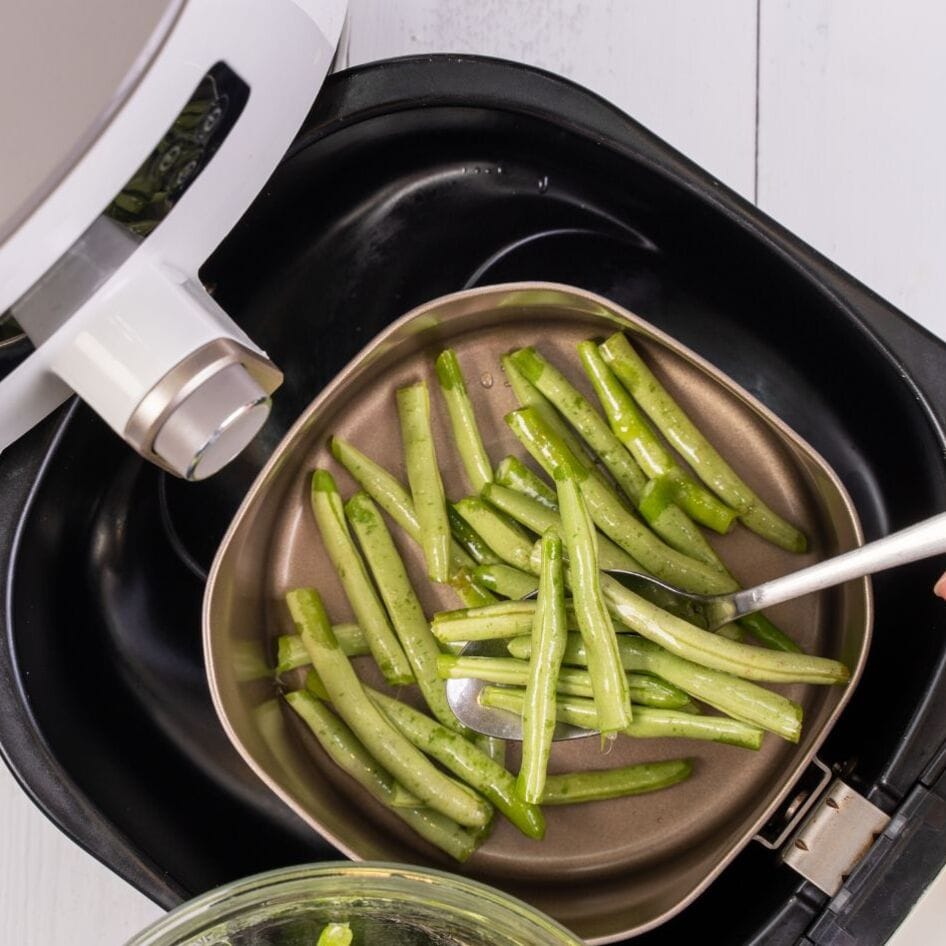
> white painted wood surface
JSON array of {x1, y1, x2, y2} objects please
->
[{"x1": 3, "y1": 3, "x2": 946, "y2": 944}]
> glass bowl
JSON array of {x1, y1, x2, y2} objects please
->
[{"x1": 125, "y1": 862, "x2": 584, "y2": 946}]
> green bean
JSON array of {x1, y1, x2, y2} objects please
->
[
  {"x1": 447, "y1": 505, "x2": 502, "y2": 566},
  {"x1": 480, "y1": 686, "x2": 764, "y2": 749},
  {"x1": 518, "y1": 529, "x2": 568, "y2": 804},
  {"x1": 502, "y1": 353, "x2": 590, "y2": 463},
  {"x1": 284, "y1": 690, "x2": 478, "y2": 862},
  {"x1": 453, "y1": 497, "x2": 535, "y2": 572},
  {"x1": 475, "y1": 734, "x2": 507, "y2": 768},
  {"x1": 276, "y1": 625, "x2": 368, "y2": 673},
  {"x1": 368, "y1": 689, "x2": 544, "y2": 839},
  {"x1": 286, "y1": 588, "x2": 491, "y2": 828},
  {"x1": 599, "y1": 333, "x2": 807, "y2": 552},
  {"x1": 737, "y1": 612, "x2": 803, "y2": 653},
  {"x1": 310, "y1": 471, "x2": 413, "y2": 685},
  {"x1": 345, "y1": 491, "x2": 465, "y2": 733},
  {"x1": 494, "y1": 455, "x2": 558, "y2": 509},
  {"x1": 432, "y1": 600, "x2": 575, "y2": 642},
  {"x1": 437, "y1": 654, "x2": 691, "y2": 710},
  {"x1": 542, "y1": 759, "x2": 692, "y2": 804},
  {"x1": 600, "y1": 574, "x2": 849, "y2": 684},
  {"x1": 397, "y1": 382, "x2": 452, "y2": 583},
  {"x1": 579, "y1": 340, "x2": 738, "y2": 534},
  {"x1": 506, "y1": 407, "x2": 737, "y2": 595},
  {"x1": 557, "y1": 472, "x2": 632, "y2": 734},
  {"x1": 482, "y1": 482, "x2": 642, "y2": 573},
  {"x1": 316, "y1": 922, "x2": 353, "y2": 946},
  {"x1": 472, "y1": 563, "x2": 540, "y2": 599},
  {"x1": 330, "y1": 436, "x2": 495, "y2": 607},
  {"x1": 508, "y1": 633, "x2": 802, "y2": 742},
  {"x1": 390, "y1": 784, "x2": 425, "y2": 808},
  {"x1": 510, "y1": 347, "x2": 648, "y2": 503},
  {"x1": 435, "y1": 348, "x2": 494, "y2": 493}
]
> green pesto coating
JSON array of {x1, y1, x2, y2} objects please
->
[
  {"x1": 556, "y1": 474, "x2": 631, "y2": 734},
  {"x1": 494, "y1": 455, "x2": 558, "y2": 509},
  {"x1": 506, "y1": 408, "x2": 738, "y2": 595},
  {"x1": 472, "y1": 563, "x2": 540, "y2": 599},
  {"x1": 479, "y1": 686, "x2": 764, "y2": 749},
  {"x1": 276, "y1": 625, "x2": 367, "y2": 673},
  {"x1": 541, "y1": 758, "x2": 692, "y2": 804},
  {"x1": 579, "y1": 340, "x2": 737, "y2": 535},
  {"x1": 329, "y1": 436, "x2": 495, "y2": 608},
  {"x1": 482, "y1": 482, "x2": 642, "y2": 574},
  {"x1": 509, "y1": 632, "x2": 803, "y2": 743},
  {"x1": 345, "y1": 491, "x2": 466, "y2": 734},
  {"x1": 599, "y1": 574, "x2": 849, "y2": 685},
  {"x1": 310, "y1": 471, "x2": 413, "y2": 685},
  {"x1": 397, "y1": 382, "x2": 453, "y2": 583},
  {"x1": 517, "y1": 529, "x2": 568, "y2": 804},
  {"x1": 599, "y1": 333, "x2": 807, "y2": 553},
  {"x1": 369, "y1": 688, "x2": 545, "y2": 839},
  {"x1": 284, "y1": 690, "x2": 477, "y2": 862},
  {"x1": 435, "y1": 349, "x2": 494, "y2": 493},
  {"x1": 510, "y1": 347, "x2": 648, "y2": 503},
  {"x1": 286, "y1": 588, "x2": 491, "y2": 829}
]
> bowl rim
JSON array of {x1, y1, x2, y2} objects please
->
[{"x1": 124, "y1": 860, "x2": 585, "y2": 946}]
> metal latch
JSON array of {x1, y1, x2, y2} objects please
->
[{"x1": 780, "y1": 777, "x2": 891, "y2": 896}]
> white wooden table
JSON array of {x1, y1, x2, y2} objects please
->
[{"x1": 3, "y1": 3, "x2": 945, "y2": 943}]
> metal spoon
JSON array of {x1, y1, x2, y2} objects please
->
[{"x1": 445, "y1": 511, "x2": 946, "y2": 739}]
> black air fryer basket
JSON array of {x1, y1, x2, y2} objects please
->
[{"x1": 1, "y1": 57, "x2": 945, "y2": 945}]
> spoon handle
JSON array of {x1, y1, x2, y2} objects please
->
[{"x1": 735, "y1": 512, "x2": 946, "y2": 616}]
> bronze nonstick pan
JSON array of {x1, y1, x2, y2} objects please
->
[{"x1": 204, "y1": 282, "x2": 870, "y2": 943}]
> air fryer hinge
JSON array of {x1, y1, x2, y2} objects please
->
[{"x1": 781, "y1": 778, "x2": 890, "y2": 896}]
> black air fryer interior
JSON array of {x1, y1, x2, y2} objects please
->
[{"x1": 1, "y1": 57, "x2": 945, "y2": 945}]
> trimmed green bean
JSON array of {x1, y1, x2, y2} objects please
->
[
  {"x1": 599, "y1": 333, "x2": 807, "y2": 552},
  {"x1": 510, "y1": 347, "x2": 648, "y2": 503},
  {"x1": 495, "y1": 455, "x2": 558, "y2": 509},
  {"x1": 482, "y1": 482, "x2": 642, "y2": 574},
  {"x1": 600, "y1": 574, "x2": 849, "y2": 684},
  {"x1": 276, "y1": 626, "x2": 368, "y2": 673},
  {"x1": 310, "y1": 471, "x2": 413, "y2": 685},
  {"x1": 518, "y1": 529, "x2": 568, "y2": 804},
  {"x1": 480, "y1": 686, "x2": 764, "y2": 749},
  {"x1": 454, "y1": 497, "x2": 535, "y2": 572},
  {"x1": 435, "y1": 348, "x2": 494, "y2": 493},
  {"x1": 502, "y1": 353, "x2": 591, "y2": 463},
  {"x1": 506, "y1": 407, "x2": 737, "y2": 595},
  {"x1": 284, "y1": 690, "x2": 478, "y2": 862},
  {"x1": 738, "y1": 612, "x2": 803, "y2": 653},
  {"x1": 432, "y1": 600, "x2": 575, "y2": 642},
  {"x1": 579, "y1": 340, "x2": 738, "y2": 534},
  {"x1": 397, "y1": 382, "x2": 452, "y2": 583},
  {"x1": 473, "y1": 563, "x2": 540, "y2": 599},
  {"x1": 508, "y1": 632, "x2": 803, "y2": 742},
  {"x1": 286, "y1": 588, "x2": 491, "y2": 828},
  {"x1": 437, "y1": 653, "x2": 691, "y2": 710},
  {"x1": 316, "y1": 922, "x2": 353, "y2": 946},
  {"x1": 369, "y1": 689, "x2": 544, "y2": 839},
  {"x1": 345, "y1": 491, "x2": 465, "y2": 733},
  {"x1": 447, "y1": 505, "x2": 503, "y2": 566},
  {"x1": 556, "y1": 472, "x2": 631, "y2": 733},
  {"x1": 329, "y1": 436, "x2": 495, "y2": 607},
  {"x1": 542, "y1": 759, "x2": 692, "y2": 804}
]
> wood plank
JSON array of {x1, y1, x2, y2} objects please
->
[
  {"x1": 347, "y1": 0, "x2": 759, "y2": 198},
  {"x1": 0, "y1": 762, "x2": 162, "y2": 944},
  {"x1": 758, "y1": 1, "x2": 946, "y2": 340}
]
